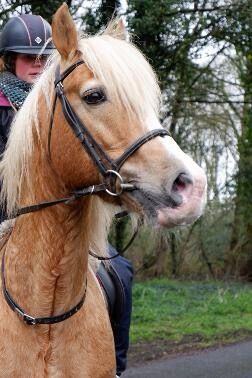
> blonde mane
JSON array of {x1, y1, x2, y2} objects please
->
[{"x1": 0, "y1": 21, "x2": 160, "y2": 222}]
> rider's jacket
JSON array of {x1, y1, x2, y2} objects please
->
[
  {"x1": 0, "y1": 92, "x2": 14, "y2": 223},
  {"x1": 0, "y1": 91, "x2": 14, "y2": 155}
]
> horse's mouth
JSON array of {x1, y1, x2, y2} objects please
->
[
  {"x1": 126, "y1": 186, "x2": 183, "y2": 223},
  {"x1": 122, "y1": 172, "x2": 206, "y2": 228}
]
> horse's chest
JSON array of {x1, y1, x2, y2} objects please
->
[
  {"x1": 44, "y1": 323, "x2": 115, "y2": 377},
  {"x1": 0, "y1": 323, "x2": 115, "y2": 377},
  {"x1": 0, "y1": 298, "x2": 115, "y2": 377}
]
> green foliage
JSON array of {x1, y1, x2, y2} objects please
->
[
  {"x1": 81, "y1": 0, "x2": 121, "y2": 34},
  {"x1": 28, "y1": 1, "x2": 68, "y2": 23},
  {"x1": 131, "y1": 278, "x2": 252, "y2": 344},
  {"x1": 0, "y1": 0, "x2": 69, "y2": 24},
  {"x1": 125, "y1": 0, "x2": 252, "y2": 279}
]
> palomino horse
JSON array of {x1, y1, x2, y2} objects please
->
[{"x1": 0, "y1": 4, "x2": 207, "y2": 377}]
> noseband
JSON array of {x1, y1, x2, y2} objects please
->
[{"x1": 2, "y1": 59, "x2": 170, "y2": 326}]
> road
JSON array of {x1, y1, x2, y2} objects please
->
[{"x1": 123, "y1": 340, "x2": 252, "y2": 378}]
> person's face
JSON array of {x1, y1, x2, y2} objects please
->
[{"x1": 15, "y1": 54, "x2": 48, "y2": 83}]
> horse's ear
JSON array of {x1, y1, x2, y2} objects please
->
[
  {"x1": 105, "y1": 18, "x2": 129, "y2": 41},
  {"x1": 52, "y1": 3, "x2": 78, "y2": 60}
]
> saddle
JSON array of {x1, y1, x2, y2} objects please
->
[{"x1": 96, "y1": 261, "x2": 125, "y2": 323}]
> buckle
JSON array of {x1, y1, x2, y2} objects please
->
[
  {"x1": 23, "y1": 314, "x2": 37, "y2": 325},
  {"x1": 56, "y1": 81, "x2": 64, "y2": 95},
  {"x1": 105, "y1": 170, "x2": 124, "y2": 196}
]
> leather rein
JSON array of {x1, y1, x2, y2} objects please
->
[{"x1": 2, "y1": 59, "x2": 170, "y2": 326}]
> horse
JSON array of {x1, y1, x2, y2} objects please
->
[{"x1": 0, "y1": 4, "x2": 207, "y2": 377}]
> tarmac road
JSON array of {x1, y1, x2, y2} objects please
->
[{"x1": 123, "y1": 340, "x2": 252, "y2": 378}]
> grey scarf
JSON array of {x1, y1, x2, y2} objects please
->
[{"x1": 0, "y1": 71, "x2": 31, "y2": 110}]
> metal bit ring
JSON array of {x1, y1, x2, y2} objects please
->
[{"x1": 105, "y1": 170, "x2": 124, "y2": 196}]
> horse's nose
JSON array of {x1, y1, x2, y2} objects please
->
[{"x1": 170, "y1": 173, "x2": 193, "y2": 207}]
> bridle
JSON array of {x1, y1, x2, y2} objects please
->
[
  {"x1": 2, "y1": 59, "x2": 170, "y2": 325},
  {"x1": 16, "y1": 59, "x2": 170, "y2": 215}
]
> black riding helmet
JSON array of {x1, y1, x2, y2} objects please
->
[{"x1": 0, "y1": 14, "x2": 54, "y2": 56}]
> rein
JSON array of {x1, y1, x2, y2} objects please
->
[
  {"x1": 2, "y1": 59, "x2": 170, "y2": 326},
  {"x1": 1, "y1": 249, "x2": 87, "y2": 325}
]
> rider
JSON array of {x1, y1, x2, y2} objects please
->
[
  {"x1": 0, "y1": 14, "x2": 53, "y2": 156},
  {"x1": 0, "y1": 14, "x2": 133, "y2": 376}
]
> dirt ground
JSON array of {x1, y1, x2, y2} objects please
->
[{"x1": 127, "y1": 331, "x2": 252, "y2": 367}]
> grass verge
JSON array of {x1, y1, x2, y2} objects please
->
[{"x1": 130, "y1": 278, "x2": 252, "y2": 346}]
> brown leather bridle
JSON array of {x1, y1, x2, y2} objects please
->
[
  {"x1": 2, "y1": 59, "x2": 170, "y2": 326},
  {"x1": 17, "y1": 59, "x2": 170, "y2": 216}
]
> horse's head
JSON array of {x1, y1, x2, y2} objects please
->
[
  {"x1": 0, "y1": 4, "x2": 206, "y2": 229},
  {"x1": 46, "y1": 3, "x2": 207, "y2": 228}
]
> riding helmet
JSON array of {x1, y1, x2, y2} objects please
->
[{"x1": 0, "y1": 14, "x2": 54, "y2": 56}]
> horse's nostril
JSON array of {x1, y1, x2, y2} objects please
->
[
  {"x1": 172, "y1": 173, "x2": 193, "y2": 193},
  {"x1": 169, "y1": 173, "x2": 193, "y2": 208}
]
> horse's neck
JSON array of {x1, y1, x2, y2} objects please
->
[
  {"x1": 2, "y1": 121, "x2": 104, "y2": 318},
  {"x1": 4, "y1": 198, "x2": 91, "y2": 318}
]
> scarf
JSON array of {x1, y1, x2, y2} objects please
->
[{"x1": 0, "y1": 71, "x2": 31, "y2": 110}]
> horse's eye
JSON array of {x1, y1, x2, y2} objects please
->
[{"x1": 83, "y1": 89, "x2": 106, "y2": 105}]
